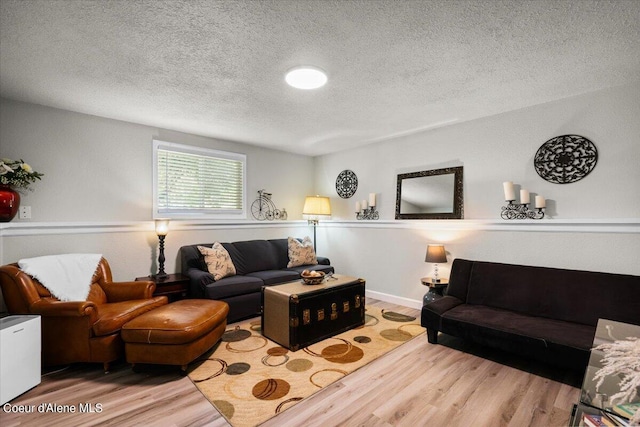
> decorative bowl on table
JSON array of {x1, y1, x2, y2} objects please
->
[{"x1": 301, "y1": 270, "x2": 325, "y2": 285}]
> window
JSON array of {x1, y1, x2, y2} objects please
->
[{"x1": 153, "y1": 140, "x2": 246, "y2": 219}]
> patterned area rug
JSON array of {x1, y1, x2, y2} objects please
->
[{"x1": 188, "y1": 306, "x2": 425, "y2": 427}]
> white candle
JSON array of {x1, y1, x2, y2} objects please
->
[
  {"x1": 362, "y1": 199, "x2": 368, "y2": 210},
  {"x1": 520, "y1": 189, "x2": 530, "y2": 204},
  {"x1": 503, "y1": 181, "x2": 515, "y2": 201},
  {"x1": 535, "y1": 195, "x2": 546, "y2": 208},
  {"x1": 369, "y1": 193, "x2": 376, "y2": 207},
  {"x1": 355, "y1": 201, "x2": 361, "y2": 212}
]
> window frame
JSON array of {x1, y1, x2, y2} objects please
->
[{"x1": 152, "y1": 139, "x2": 247, "y2": 220}]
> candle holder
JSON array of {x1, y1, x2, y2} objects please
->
[
  {"x1": 356, "y1": 206, "x2": 379, "y2": 220},
  {"x1": 501, "y1": 200, "x2": 545, "y2": 220}
]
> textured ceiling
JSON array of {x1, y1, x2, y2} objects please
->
[{"x1": 1, "y1": 0, "x2": 639, "y2": 156}]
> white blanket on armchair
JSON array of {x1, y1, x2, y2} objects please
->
[{"x1": 18, "y1": 253, "x2": 103, "y2": 301}]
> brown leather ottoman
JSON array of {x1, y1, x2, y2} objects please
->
[{"x1": 121, "y1": 299, "x2": 229, "y2": 371}]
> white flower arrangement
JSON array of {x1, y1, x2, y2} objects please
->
[
  {"x1": 0, "y1": 158, "x2": 44, "y2": 190},
  {"x1": 593, "y1": 336, "x2": 640, "y2": 424}
]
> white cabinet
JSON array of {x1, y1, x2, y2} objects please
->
[{"x1": 0, "y1": 315, "x2": 41, "y2": 405}]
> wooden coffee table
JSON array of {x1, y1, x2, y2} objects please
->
[{"x1": 261, "y1": 274, "x2": 365, "y2": 351}]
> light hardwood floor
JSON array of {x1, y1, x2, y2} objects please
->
[{"x1": 0, "y1": 299, "x2": 581, "y2": 427}]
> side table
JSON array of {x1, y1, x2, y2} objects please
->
[
  {"x1": 136, "y1": 274, "x2": 190, "y2": 302},
  {"x1": 421, "y1": 277, "x2": 449, "y2": 305}
]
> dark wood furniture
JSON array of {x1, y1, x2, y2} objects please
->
[
  {"x1": 262, "y1": 274, "x2": 365, "y2": 351},
  {"x1": 136, "y1": 273, "x2": 189, "y2": 301}
]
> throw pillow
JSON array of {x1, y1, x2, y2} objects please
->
[
  {"x1": 287, "y1": 236, "x2": 318, "y2": 268},
  {"x1": 198, "y1": 243, "x2": 236, "y2": 281}
]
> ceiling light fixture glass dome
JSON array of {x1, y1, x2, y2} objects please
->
[{"x1": 285, "y1": 66, "x2": 328, "y2": 90}]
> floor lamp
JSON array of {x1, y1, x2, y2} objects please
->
[{"x1": 302, "y1": 195, "x2": 331, "y2": 252}]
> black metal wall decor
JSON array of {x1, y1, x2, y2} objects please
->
[
  {"x1": 501, "y1": 201, "x2": 545, "y2": 220},
  {"x1": 534, "y1": 135, "x2": 598, "y2": 184},
  {"x1": 335, "y1": 169, "x2": 358, "y2": 198},
  {"x1": 251, "y1": 189, "x2": 286, "y2": 220},
  {"x1": 356, "y1": 206, "x2": 379, "y2": 220}
]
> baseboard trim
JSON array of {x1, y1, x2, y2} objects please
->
[{"x1": 365, "y1": 290, "x2": 422, "y2": 310}]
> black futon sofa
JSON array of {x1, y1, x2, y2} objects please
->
[
  {"x1": 181, "y1": 238, "x2": 334, "y2": 322},
  {"x1": 421, "y1": 258, "x2": 640, "y2": 371}
]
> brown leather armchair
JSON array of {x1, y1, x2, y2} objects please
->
[{"x1": 0, "y1": 257, "x2": 168, "y2": 371}]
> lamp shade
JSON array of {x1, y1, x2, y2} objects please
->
[
  {"x1": 155, "y1": 218, "x2": 170, "y2": 236},
  {"x1": 425, "y1": 244, "x2": 447, "y2": 263},
  {"x1": 302, "y1": 196, "x2": 331, "y2": 216}
]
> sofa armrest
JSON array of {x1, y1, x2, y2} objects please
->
[
  {"x1": 421, "y1": 296, "x2": 463, "y2": 344},
  {"x1": 183, "y1": 268, "x2": 215, "y2": 298},
  {"x1": 317, "y1": 256, "x2": 330, "y2": 265},
  {"x1": 424, "y1": 295, "x2": 463, "y2": 317},
  {"x1": 102, "y1": 280, "x2": 156, "y2": 302},
  {"x1": 30, "y1": 299, "x2": 98, "y2": 318}
]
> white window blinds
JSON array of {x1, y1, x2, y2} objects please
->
[{"x1": 153, "y1": 140, "x2": 246, "y2": 218}]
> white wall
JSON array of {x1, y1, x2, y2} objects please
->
[
  {"x1": 0, "y1": 99, "x2": 313, "y2": 222},
  {"x1": 314, "y1": 84, "x2": 640, "y2": 306},
  {"x1": 316, "y1": 83, "x2": 640, "y2": 220}
]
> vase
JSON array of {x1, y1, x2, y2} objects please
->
[{"x1": 0, "y1": 185, "x2": 20, "y2": 222}]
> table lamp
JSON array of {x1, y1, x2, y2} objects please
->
[
  {"x1": 425, "y1": 244, "x2": 447, "y2": 283},
  {"x1": 154, "y1": 218, "x2": 170, "y2": 278}
]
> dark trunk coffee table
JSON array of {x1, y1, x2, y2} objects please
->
[{"x1": 261, "y1": 274, "x2": 365, "y2": 351}]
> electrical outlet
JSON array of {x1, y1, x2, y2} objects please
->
[{"x1": 19, "y1": 205, "x2": 31, "y2": 219}]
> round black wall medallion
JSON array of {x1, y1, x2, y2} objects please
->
[
  {"x1": 534, "y1": 135, "x2": 598, "y2": 184},
  {"x1": 335, "y1": 170, "x2": 358, "y2": 198}
]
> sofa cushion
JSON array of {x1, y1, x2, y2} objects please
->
[
  {"x1": 223, "y1": 240, "x2": 280, "y2": 275},
  {"x1": 86, "y1": 282, "x2": 108, "y2": 304},
  {"x1": 121, "y1": 299, "x2": 229, "y2": 345},
  {"x1": 202, "y1": 275, "x2": 264, "y2": 300},
  {"x1": 92, "y1": 297, "x2": 168, "y2": 336},
  {"x1": 247, "y1": 270, "x2": 300, "y2": 286},
  {"x1": 441, "y1": 304, "x2": 596, "y2": 350},
  {"x1": 181, "y1": 244, "x2": 209, "y2": 272},
  {"x1": 287, "y1": 236, "x2": 318, "y2": 268},
  {"x1": 198, "y1": 243, "x2": 236, "y2": 281},
  {"x1": 445, "y1": 258, "x2": 473, "y2": 302},
  {"x1": 269, "y1": 238, "x2": 291, "y2": 269}
]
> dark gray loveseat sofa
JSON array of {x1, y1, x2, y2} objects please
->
[
  {"x1": 421, "y1": 258, "x2": 640, "y2": 371},
  {"x1": 181, "y1": 238, "x2": 334, "y2": 322}
]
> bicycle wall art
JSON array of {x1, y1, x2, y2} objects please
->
[{"x1": 251, "y1": 189, "x2": 287, "y2": 220}]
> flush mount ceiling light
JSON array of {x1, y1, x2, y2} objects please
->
[{"x1": 285, "y1": 66, "x2": 328, "y2": 90}]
